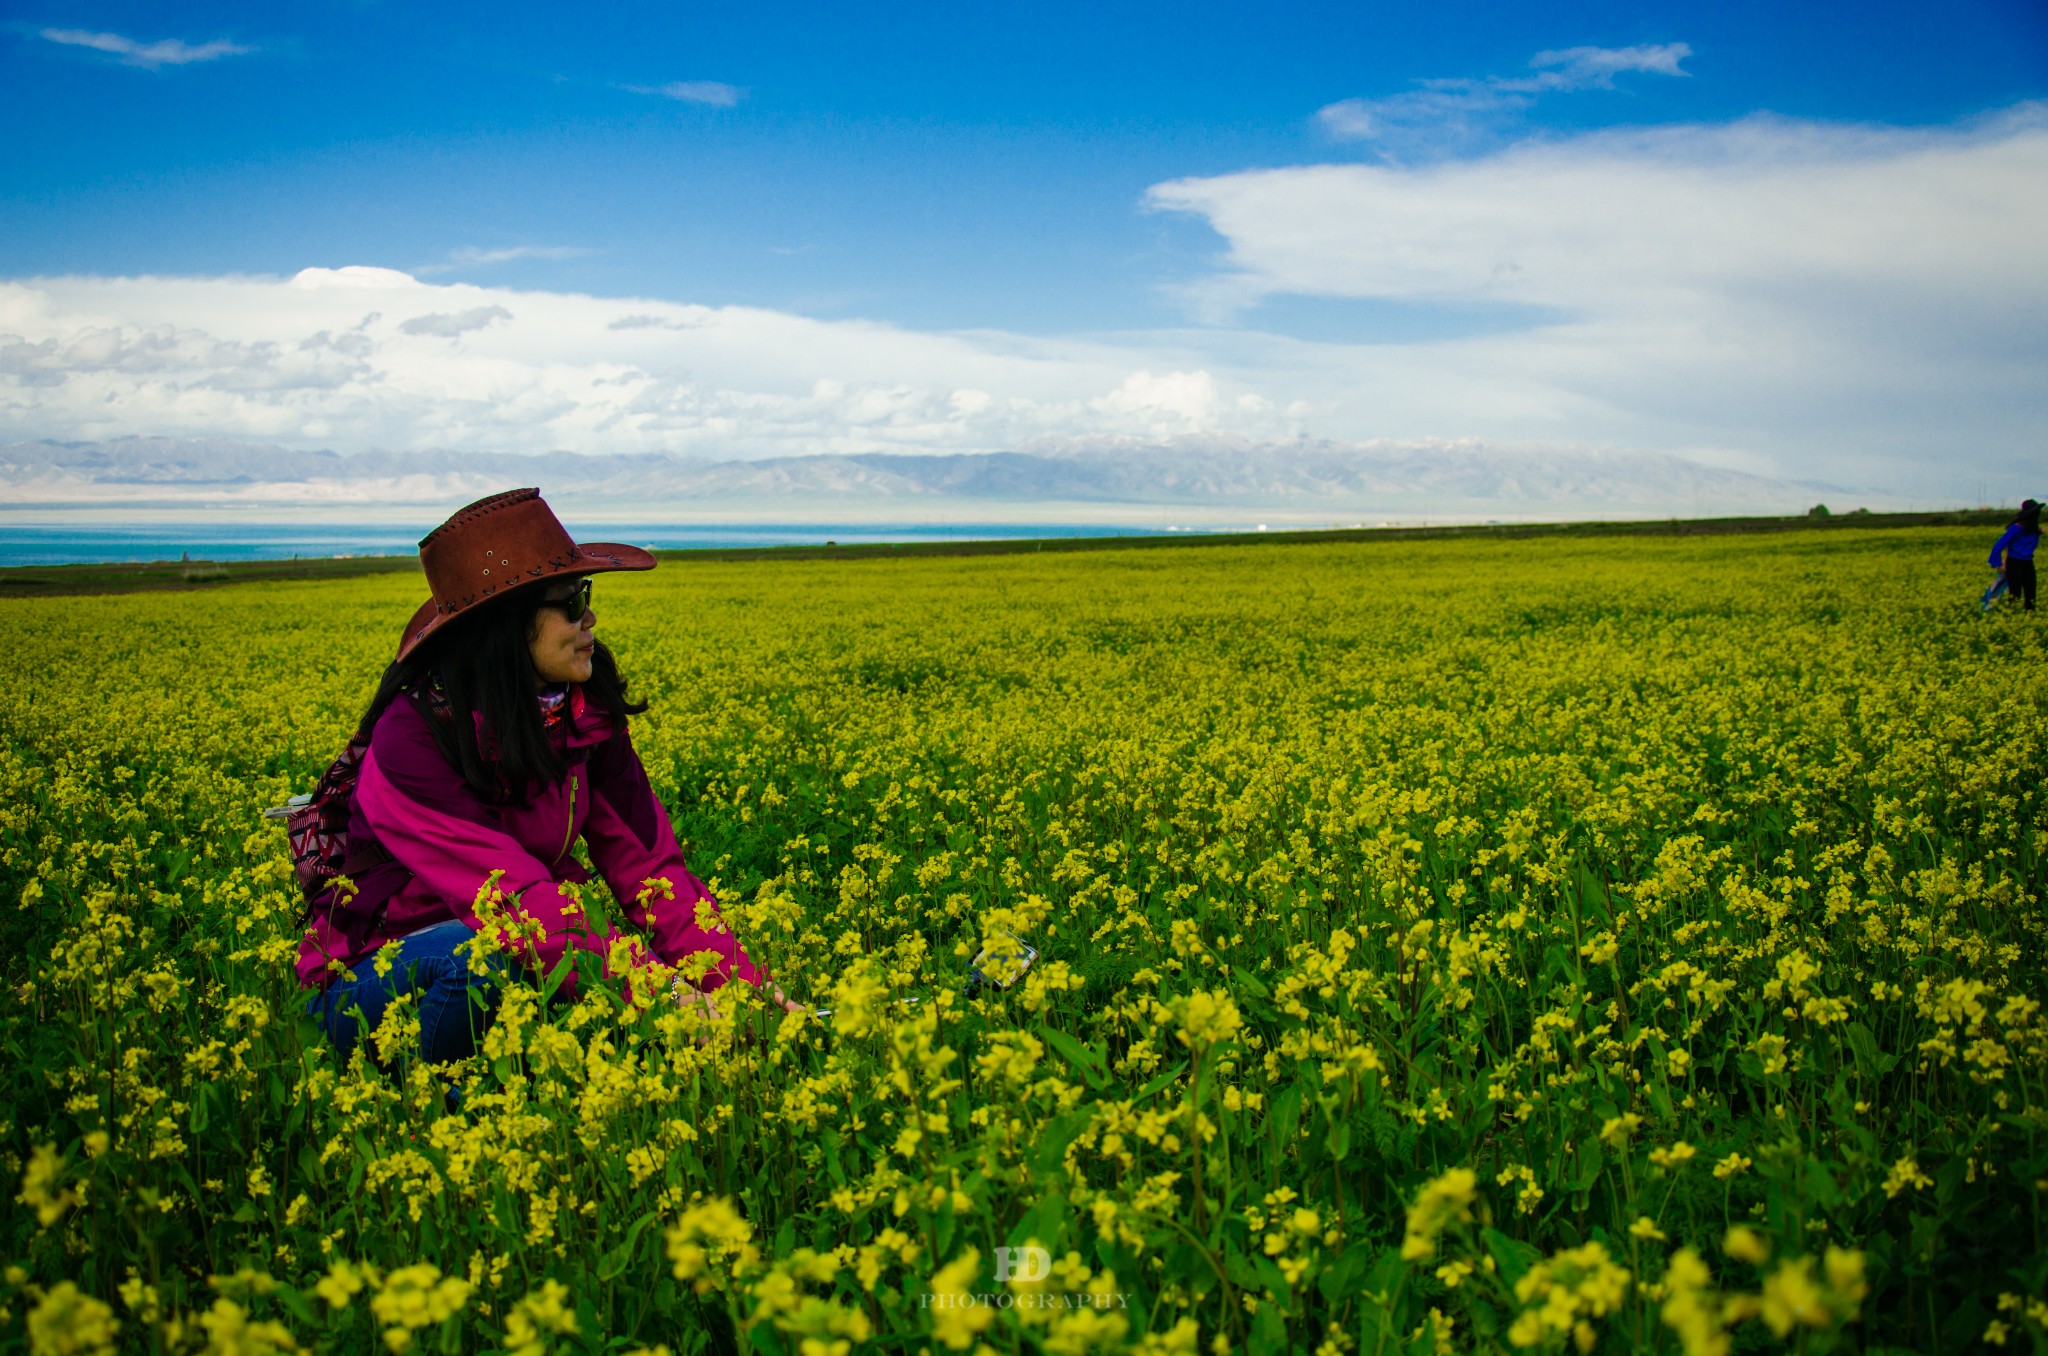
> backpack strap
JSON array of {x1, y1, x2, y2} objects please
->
[
  {"x1": 286, "y1": 737, "x2": 370, "y2": 899},
  {"x1": 289, "y1": 683, "x2": 458, "y2": 907}
]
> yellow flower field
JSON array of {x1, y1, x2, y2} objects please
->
[{"x1": 2, "y1": 526, "x2": 2043, "y2": 1354}]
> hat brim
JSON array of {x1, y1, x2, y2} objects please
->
[{"x1": 394, "y1": 540, "x2": 658, "y2": 662}]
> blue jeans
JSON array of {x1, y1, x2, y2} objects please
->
[{"x1": 307, "y1": 920, "x2": 506, "y2": 1064}]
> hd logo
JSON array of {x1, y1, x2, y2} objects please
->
[{"x1": 993, "y1": 1245, "x2": 1051, "y2": 1283}]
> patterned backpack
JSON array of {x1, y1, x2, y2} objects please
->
[
  {"x1": 266, "y1": 686, "x2": 452, "y2": 909},
  {"x1": 265, "y1": 736, "x2": 373, "y2": 904}
]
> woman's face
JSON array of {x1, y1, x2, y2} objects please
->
[{"x1": 527, "y1": 578, "x2": 596, "y2": 686}]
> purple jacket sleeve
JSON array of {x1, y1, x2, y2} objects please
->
[
  {"x1": 357, "y1": 698, "x2": 619, "y2": 980},
  {"x1": 581, "y1": 727, "x2": 765, "y2": 993}
]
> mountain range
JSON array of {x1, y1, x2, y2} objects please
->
[{"x1": 0, "y1": 436, "x2": 1880, "y2": 524}]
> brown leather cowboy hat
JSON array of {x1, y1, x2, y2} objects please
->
[{"x1": 394, "y1": 488, "x2": 654, "y2": 662}]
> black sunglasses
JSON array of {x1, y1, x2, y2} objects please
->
[{"x1": 536, "y1": 577, "x2": 592, "y2": 622}]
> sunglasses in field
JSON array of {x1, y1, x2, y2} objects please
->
[{"x1": 536, "y1": 578, "x2": 593, "y2": 622}]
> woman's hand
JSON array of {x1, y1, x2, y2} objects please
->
[
  {"x1": 764, "y1": 981, "x2": 809, "y2": 1016},
  {"x1": 672, "y1": 979, "x2": 720, "y2": 1023},
  {"x1": 670, "y1": 978, "x2": 807, "y2": 1019}
]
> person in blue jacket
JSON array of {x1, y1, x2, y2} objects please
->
[{"x1": 1989, "y1": 499, "x2": 2042, "y2": 612}]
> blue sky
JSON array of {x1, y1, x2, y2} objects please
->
[
  {"x1": 7, "y1": 0, "x2": 2042, "y2": 330},
  {"x1": 1, "y1": 1, "x2": 2044, "y2": 496}
]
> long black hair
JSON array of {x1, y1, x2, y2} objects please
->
[
  {"x1": 352, "y1": 584, "x2": 647, "y2": 803},
  {"x1": 2019, "y1": 500, "x2": 2042, "y2": 537}
]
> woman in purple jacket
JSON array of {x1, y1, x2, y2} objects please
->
[
  {"x1": 1990, "y1": 499, "x2": 2042, "y2": 613},
  {"x1": 296, "y1": 488, "x2": 797, "y2": 1063}
]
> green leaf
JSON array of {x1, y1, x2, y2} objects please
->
[
  {"x1": 1224, "y1": 1251, "x2": 1264, "y2": 1290},
  {"x1": 1253, "y1": 1298, "x2": 1288, "y2": 1350},
  {"x1": 1570, "y1": 1139, "x2": 1603, "y2": 1193},
  {"x1": 1233, "y1": 968, "x2": 1272, "y2": 999},
  {"x1": 1135, "y1": 1062, "x2": 1190, "y2": 1102},
  {"x1": 1326, "y1": 1117, "x2": 1352, "y2": 1163},
  {"x1": 1575, "y1": 864, "x2": 1611, "y2": 920},
  {"x1": 1318, "y1": 1241, "x2": 1378, "y2": 1304},
  {"x1": 1039, "y1": 1025, "x2": 1107, "y2": 1090},
  {"x1": 167, "y1": 1161, "x2": 204, "y2": 1205},
  {"x1": 1844, "y1": 1021, "x2": 1897, "y2": 1078},
  {"x1": 1011, "y1": 1195, "x2": 1067, "y2": 1248},
  {"x1": 539, "y1": 950, "x2": 578, "y2": 1004},
  {"x1": 1806, "y1": 1159, "x2": 1842, "y2": 1209},
  {"x1": 273, "y1": 1287, "x2": 318, "y2": 1327},
  {"x1": 599, "y1": 1212, "x2": 662, "y2": 1282},
  {"x1": 1252, "y1": 1255, "x2": 1293, "y2": 1302},
  {"x1": 1273, "y1": 1082, "x2": 1305, "y2": 1145},
  {"x1": 1032, "y1": 1112, "x2": 1089, "y2": 1172},
  {"x1": 1483, "y1": 1228, "x2": 1543, "y2": 1288},
  {"x1": 1360, "y1": 1249, "x2": 1409, "y2": 1329}
]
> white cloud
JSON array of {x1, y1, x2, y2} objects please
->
[
  {"x1": 626, "y1": 80, "x2": 744, "y2": 107},
  {"x1": 397, "y1": 306, "x2": 513, "y2": 338},
  {"x1": 1316, "y1": 89, "x2": 1509, "y2": 144},
  {"x1": 1093, "y1": 371, "x2": 1220, "y2": 429},
  {"x1": 607, "y1": 313, "x2": 691, "y2": 331},
  {"x1": 40, "y1": 27, "x2": 253, "y2": 68},
  {"x1": 0, "y1": 106, "x2": 2041, "y2": 499},
  {"x1": 1149, "y1": 105, "x2": 2048, "y2": 490},
  {"x1": 1316, "y1": 42, "x2": 1690, "y2": 154},
  {"x1": 1157, "y1": 108, "x2": 2045, "y2": 315},
  {"x1": 1529, "y1": 43, "x2": 1691, "y2": 85},
  {"x1": 288, "y1": 266, "x2": 419, "y2": 292},
  {"x1": 421, "y1": 245, "x2": 593, "y2": 273},
  {"x1": 0, "y1": 269, "x2": 1288, "y2": 462}
]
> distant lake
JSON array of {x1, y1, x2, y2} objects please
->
[{"x1": 0, "y1": 520, "x2": 1182, "y2": 567}]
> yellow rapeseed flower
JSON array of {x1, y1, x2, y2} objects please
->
[
  {"x1": 1173, "y1": 990, "x2": 1242, "y2": 1052},
  {"x1": 1658, "y1": 1249, "x2": 1729, "y2": 1356},
  {"x1": 196, "y1": 1298, "x2": 303, "y2": 1355},
  {"x1": 1722, "y1": 1227, "x2": 1771, "y2": 1266},
  {"x1": 665, "y1": 1197, "x2": 760, "y2": 1293},
  {"x1": 18, "y1": 1144, "x2": 78, "y2": 1228},
  {"x1": 503, "y1": 1280, "x2": 578, "y2": 1356},
  {"x1": 368, "y1": 1265, "x2": 471, "y2": 1353},
  {"x1": 1401, "y1": 1168, "x2": 1479, "y2": 1261},
  {"x1": 926, "y1": 1249, "x2": 993, "y2": 1351},
  {"x1": 25, "y1": 1282, "x2": 120, "y2": 1356}
]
